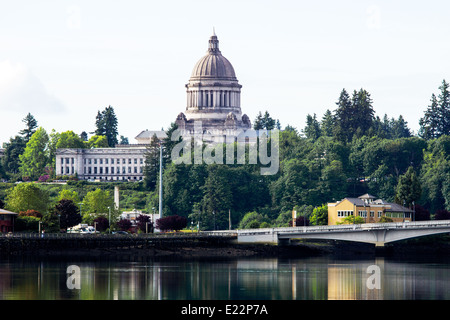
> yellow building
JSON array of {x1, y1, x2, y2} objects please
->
[{"x1": 327, "y1": 194, "x2": 413, "y2": 225}]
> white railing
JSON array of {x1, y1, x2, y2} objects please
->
[{"x1": 237, "y1": 219, "x2": 450, "y2": 236}]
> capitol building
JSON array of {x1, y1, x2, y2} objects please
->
[{"x1": 55, "y1": 32, "x2": 252, "y2": 181}]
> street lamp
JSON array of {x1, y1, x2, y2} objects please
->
[{"x1": 108, "y1": 206, "x2": 111, "y2": 234}]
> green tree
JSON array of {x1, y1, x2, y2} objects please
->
[
  {"x1": 303, "y1": 113, "x2": 321, "y2": 140},
  {"x1": 144, "y1": 134, "x2": 161, "y2": 190},
  {"x1": 5, "y1": 182, "x2": 49, "y2": 214},
  {"x1": 19, "y1": 127, "x2": 49, "y2": 180},
  {"x1": 82, "y1": 188, "x2": 114, "y2": 215},
  {"x1": 58, "y1": 189, "x2": 80, "y2": 204},
  {"x1": 253, "y1": 111, "x2": 277, "y2": 130},
  {"x1": 95, "y1": 106, "x2": 119, "y2": 147},
  {"x1": 310, "y1": 204, "x2": 328, "y2": 225},
  {"x1": 419, "y1": 80, "x2": 450, "y2": 139},
  {"x1": 56, "y1": 130, "x2": 86, "y2": 149},
  {"x1": 320, "y1": 109, "x2": 335, "y2": 137},
  {"x1": 201, "y1": 165, "x2": 233, "y2": 230},
  {"x1": 1, "y1": 135, "x2": 26, "y2": 176},
  {"x1": 333, "y1": 88, "x2": 375, "y2": 142},
  {"x1": 87, "y1": 135, "x2": 109, "y2": 148},
  {"x1": 238, "y1": 211, "x2": 266, "y2": 229},
  {"x1": 395, "y1": 166, "x2": 422, "y2": 208},
  {"x1": 19, "y1": 113, "x2": 38, "y2": 142}
]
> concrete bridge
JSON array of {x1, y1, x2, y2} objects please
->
[{"x1": 236, "y1": 220, "x2": 450, "y2": 247}]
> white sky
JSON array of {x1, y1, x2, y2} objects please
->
[{"x1": 0, "y1": 0, "x2": 449, "y2": 145}]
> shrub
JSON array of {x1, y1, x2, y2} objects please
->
[{"x1": 156, "y1": 215, "x2": 187, "y2": 231}]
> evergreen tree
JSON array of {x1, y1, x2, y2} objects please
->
[
  {"x1": 303, "y1": 113, "x2": 321, "y2": 140},
  {"x1": 253, "y1": 111, "x2": 278, "y2": 130},
  {"x1": 2, "y1": 135, "x2": 26, "y2": 175},
  {"x1": 419, "y1": 80, "x2": 450, "y2": 139},
  {"x1": 253, "y1": 111, "x2": 264, "y2": 130},
  {"x1": 437, "y1": 79, "x2": 450, "y2": 136},
  {"x1": 333, "y1": 88, "x2": 375, "y2": 142},
  {"x1": 144, "y1": 134, "x2": 161, "y2": 190},
  {"x1": 419, "y1": 93, "x2": 440, "y2": 139},
  {"x1": 80, "y1": 131, "x2": 88, "y2": 141},
  {"x1": 95, "y1": 111, "x2": 105, "y2": 136},
  {"x1": 320, "y1": 109, "x2": 334, "y2": 137},
  {"x1": 391, "y1": 115, "x2": 411, "y2": 139},
  {"x1": 395, "y1": 166, "x2": 422, "y2": 208},
  {"x1": 103, "y1": 105, "x2": 119, "y2": 147},
  {"x1": 262, "y1": 111, "x2": 276, "y2": 130},
  {"x1": 19, "y1": 113, "x2": 38, "y2": 142},
  {"x1": 94, "y1": 106, "x2": 119, "y2": 147}
]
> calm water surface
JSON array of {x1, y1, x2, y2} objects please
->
[{"x1": 1, "y1": 255, "x2": 450, "y2": 300}]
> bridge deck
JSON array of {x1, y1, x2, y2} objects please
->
[{"x1": 237, "y1": 220, "x2": 450, "y2": 246}]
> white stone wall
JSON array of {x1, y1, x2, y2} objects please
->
[{"x1": 55, "y1": 147, "x2": 147, "y2": 181}]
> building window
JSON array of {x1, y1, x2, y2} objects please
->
[
  {"x1": 88, "y1": 167, "x2": 92, "y2": 174},
  {"x1": 378, "y1": 211, "x2": 383, "y2": 218},
  {"x1": 337, "y1": 210, "x2": 353, "y2": 217},
  {"x1": 111, "y1": 159, "x2": 114, "y2": 164},
  {"x1": 100, "y1": 167, "x2": 103, "y2": 174},
  {"x1": 105, "y1": 167, "x2": 108, "y2": 174},
  {"x1": 94, "y1": 159, "x2": 97, "y2": 165},
  {"x1": 111, "y1": 167, "x2": 114, "y2": 174},
  {"x1": 358, "y1": 210, "x2": 367, "y2": 218},
  {"x1": 134, "y1": 167, "x2": 137, "y2": 173},
  {"x1": 94, "y1": 167, "x2": 97, "y2": 174},
  {"x1": 370, "y1": 211, "x2": 374, "y2": 217},
  {"x1": 100, "y1": 159, "x2": 103, "y2": 165}
]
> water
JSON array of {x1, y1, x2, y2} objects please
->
[{"x1": 1, "y1": 255, "x2": 450, "y2": 300}]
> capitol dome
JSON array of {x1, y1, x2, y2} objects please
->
[
  {"x1": 190, "y1": 33, "x2": 237, "y2": 81},
  {"x1": 176, "y1": 31, "x2": 251, "y2": 142}
]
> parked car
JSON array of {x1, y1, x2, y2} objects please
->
[{"x1": 112, "y1": 231, "x2": 128, "y2": 235}]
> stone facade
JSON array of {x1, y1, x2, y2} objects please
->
[{"x1": 55, "y1": 146, "x2": 147, "y2": 181}]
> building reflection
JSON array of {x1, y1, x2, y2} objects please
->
[{"x1": 1, "y1": 256, "x2": 450, "y2": 300}]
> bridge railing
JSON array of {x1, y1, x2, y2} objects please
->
[{"x1": 237, "y1": 219, "x2": 450, "y2": 236}]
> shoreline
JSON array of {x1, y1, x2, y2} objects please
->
[{"x1": 3, "y1": 234, "x2": 450, "y2": 260}]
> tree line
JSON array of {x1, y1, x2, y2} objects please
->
[
  {"x1": 142, "y1": 79, "x2": 450, "y2": 229},
  {"x1": 2, "y1": 80, "x2": 450, "y2": 230},
  {"x1": 0, "y1": 106, "x2": 127, "y2": 182}
]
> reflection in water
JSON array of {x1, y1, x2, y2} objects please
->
[{"x1": 1, "y1": 256, "x2": 450, "y2": 300}]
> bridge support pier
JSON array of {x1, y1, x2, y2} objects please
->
[{"x1": 278, "y1": 238, "x2": 291, "y2": 246}]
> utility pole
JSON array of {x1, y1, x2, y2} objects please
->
[{"x1": 159, "y1": 142, "x2": 163, "y2": 219}]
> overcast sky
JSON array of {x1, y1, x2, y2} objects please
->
[{"x1": 1, "y1": 0, "x2": 449, "y2": 145}]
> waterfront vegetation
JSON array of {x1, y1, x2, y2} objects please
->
[{"x1": 1, "y1": 81, "x2": 450, "y2": 232}]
